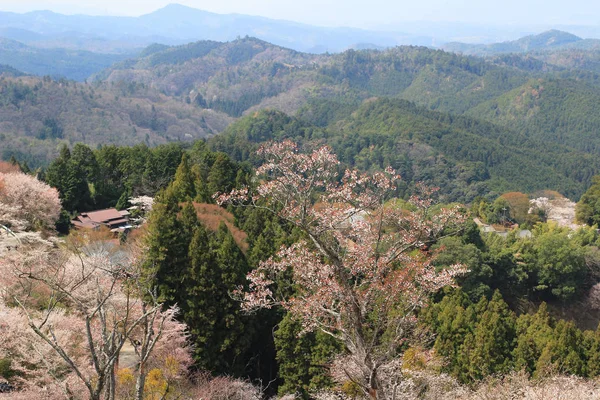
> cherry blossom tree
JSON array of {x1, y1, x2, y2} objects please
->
[
  {"x1": 0, "y1": 171, "x2": 61, "y2": 232},
  {"x1": 0, "y1": 236, "x2": 191, "y2": 400},
  {"x1": 218, "y1": 140, "x2": 467, "y2": 400}
]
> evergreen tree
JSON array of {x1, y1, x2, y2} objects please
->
[
  {"x1": 576, "y1": 175, "x2": 600, "y2": 226},
  {"x1": 170, "y1": 153, "x2": 196, "y2": 201},
  {"x1": 462, "y1": 291, "x2": 516, "y2": 380},
  {"x1": 513, "y1": 303, "x2": 554, "y2": 375},
  {"x1": 206, "y1": 153, "x2": 236, "y2": 196},
  {"x1": 143, "y1": 189, "x2": 191, "y2": 307},
  {"x1": 115, "y1": 187, "x2": 131, "y2": 211},
  {"x1": 45, "y1": 144, "x2": 92, "y2": 212},
  {"x1": 547, "y1": 320, "x2": 586, "y2": 376},
  {"x1": 186, "y1": 222, "x2": 250, "y2": 374},
  {"x1": 423, "y1": 290, "x2": 476, "y2": 380},
  {"x1": 587, "y1": 325, "x2": 600, "y2": 377},
  {"x1": 275, "y1": 313, "x2": 341, "y2": 398}
]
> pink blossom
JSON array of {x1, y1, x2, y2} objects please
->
[{"x1": 219, "y1": 141, "x2": 467, "y2": 399}]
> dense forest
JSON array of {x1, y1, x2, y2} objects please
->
[{"x1": 3, "y1": 37, "x2": 600, "y2": 199}]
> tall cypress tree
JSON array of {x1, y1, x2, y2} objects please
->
[
  {"x1": 143, "y1": 189, "x2": 191, "y2": 307},
  {"x1": 186, "y1": 222, "x2": 250, "y2": 374},
  {"x1": 513, "y1": 302, "x2": 554, "y2": 375},
  {"x1": 206, "y1": 153, "x2": 236, "y2": 196},
  {"x1": 45, "y1": 144, "x2": 92, "y2": 212},
  {"x1": 587, "y1": 325, "x2": 600, "y2": 377},
  {"x1": 171, "y1": 153, "x2": 196, "y2": 202},
  {"x1": 275, "y1": 313, "x2": 341, "y2": 398}
]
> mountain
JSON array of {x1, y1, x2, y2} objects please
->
[
  {"x1": 207, "y1": 102, "x2": 599, "y2": 201},
  {"x1": 0, "y1": 76, "x2": 232, "y2": 166},
  {"x1": 0, "y1": 37, "x2": 134, "y2": 81},
  {"x1": 0, "y1": 4, "x2": 434, "y2": 54},
  {"x1": 96, "y1": 37, "x2": 537, "y2": 117},
  {"x1": 441, "y1": 30, "x2": 600, "y2": 75},
  {"x1": 4, "y1": 35, "x2": 600, "y2": 200},
  {"x1": 442, "y1": 30, "x2": 586, "y2": 56},
  {"x1": 0, "y1": 63, "x2": 24, "y2": 76}
]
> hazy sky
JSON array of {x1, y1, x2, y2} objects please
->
[{"x1": 1, "y1": 0, "x2": 599, "y2": 28}]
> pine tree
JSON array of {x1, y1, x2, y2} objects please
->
[
  {"x1": 185, "y1": 222, "x2": 250, "y2": 374},
  {"x1": 170, "y1": 153, "x2": 196, "y2": 202},
  {"x1": 464, "y1": 291, "x2": 516, "y2": 380},
  {"x1": 143, "y1": 189, "x2": 191, "y2": 307},
  {"x1": 275, "y1": 313, "x2": 341, "y2": 398}
]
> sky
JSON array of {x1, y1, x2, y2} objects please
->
[{"x1": 0, "y1": 0, "x2": 599, "y2": 29}]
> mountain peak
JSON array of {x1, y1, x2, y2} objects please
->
[
  {"x1": 144, "y1": 3, "x2": 209, "y2": 16},
  {"x1": 533, "y1": 29, "x2": 582, "y2": 42}
]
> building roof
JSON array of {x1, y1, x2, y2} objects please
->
[
  {"x1": 79, "y1": 208, "x2": 125, "y2": 223},
  {"x1": 72, "y1": 208, "x2": 130, "y2": 229}
]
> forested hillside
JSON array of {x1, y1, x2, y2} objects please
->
[
  {"x1": 5, "y1": 5, "x2": 600, "y2": 398},
  {"x1": 0, "y1": 76, "x2": 232, "y2": 166},
  {"x1": 4, "y1": 36, "x2": 600, "y2": 198}
]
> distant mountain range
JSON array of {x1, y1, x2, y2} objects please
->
[
  {"x1": 442, "y1": 30, "x2": 600, "y2": 56},
  {"x1": 0, "y1": 4, "x2": 434, "y2": 54},
  {"x1": 0, "y1": 4, "x2": 599, "y2": 80}
]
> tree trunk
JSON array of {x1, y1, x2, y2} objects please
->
[{"x1": 135, "y1": 361, "x2": 146, "y2": 400}]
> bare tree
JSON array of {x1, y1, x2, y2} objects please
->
[{"x1": 0, "y1": 237, "x2": 189, "y2": 400}]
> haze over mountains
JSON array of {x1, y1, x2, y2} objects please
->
[
  {"x1": 1, "y1": 3, "x2": 600, "y2": 55},
  {"x1": 0, "y1": 4, "x2": 434, "y2": 55}
]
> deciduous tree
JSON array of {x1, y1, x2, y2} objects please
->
[{"x1": 218, "y1": 140, "x2": 466, "y2": 399}]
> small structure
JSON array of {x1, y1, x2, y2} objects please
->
[{"x1": 71, "y1": 208, "x2": 132, "y2": 233}]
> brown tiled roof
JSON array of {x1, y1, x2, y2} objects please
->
[
  {"x1": 79, "y1": 209, "x2": 124, "y2": 223},
  {"x1": 105, "y1": 218, "x2": 128, "y2": 227},
  {"x1": 71, "y1": 208, "x2": 130, "y2": 229}
]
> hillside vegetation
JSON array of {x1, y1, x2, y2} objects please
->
[
  {"x1": 3, "y1": 37, "x2": 600, "y2": 199},
  {"x1": 0, "y1": 76, "x2": 232, "y2": 166}
]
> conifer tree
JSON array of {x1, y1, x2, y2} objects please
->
[
  {"x1": 463, "y1": 291, "x2": 516, "y2": 380},
  {"x1": 45, "y1": 144, "x2": 92, "y2": 211},
  {"x1": 587, "y1": 326, "x2": 600, "y2": 377},
  {"x1": 207, "y1": 153, "x2": 236, "y2": 196},
  {"x1": 548, "y1": 320, "x2": 586, "y2": 376},
  {"x1": 275, "y1": 313, "x2": 341, "y2": 398},
  {"x1": 423, "y1": 290, "x2": 476, "y2": 379},
  {"x1": 513, "y1": 302, "x2": 554, "y2": 375},
  {"x1": 185, "y1": 222, "x2": 250, "y2": 374},
  {"x1": 143, "y1": 189, "x2": 191, "y2": 307},
  {"x1": 171, "y1": 153, "x2": 196, "y2": 201}
]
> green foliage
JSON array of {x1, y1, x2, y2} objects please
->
[
  {"x1": 516, "y1": 223, "x2": 588, "y2": 301},
  {"x1": 142, "y1": 189, "x2": 193, "y2": 307},
  {"x1": 170, "y1": 153, "x2": 196, "y2": 202},
  {"x1": 45, "y1": 144, "x2": 92, "y2": 212},
  {"x1": 425, "y1": 290, "x2": 597, "y2": 383},
  {"x1": 185, "y1": 221, "x2": 250, "y2": 374},
  {"x1": 576, "y1": 175, "x2": 600, "y2": 226},
  {"x1": 274, "y1": 314, "x2": 342, "y2": 397},
  {"x1": 462, "y1": 291, "x2": 516, "y2": 380},
  {"x1": 0, "y1": 358, "x2": 15, "y2": 380}
]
